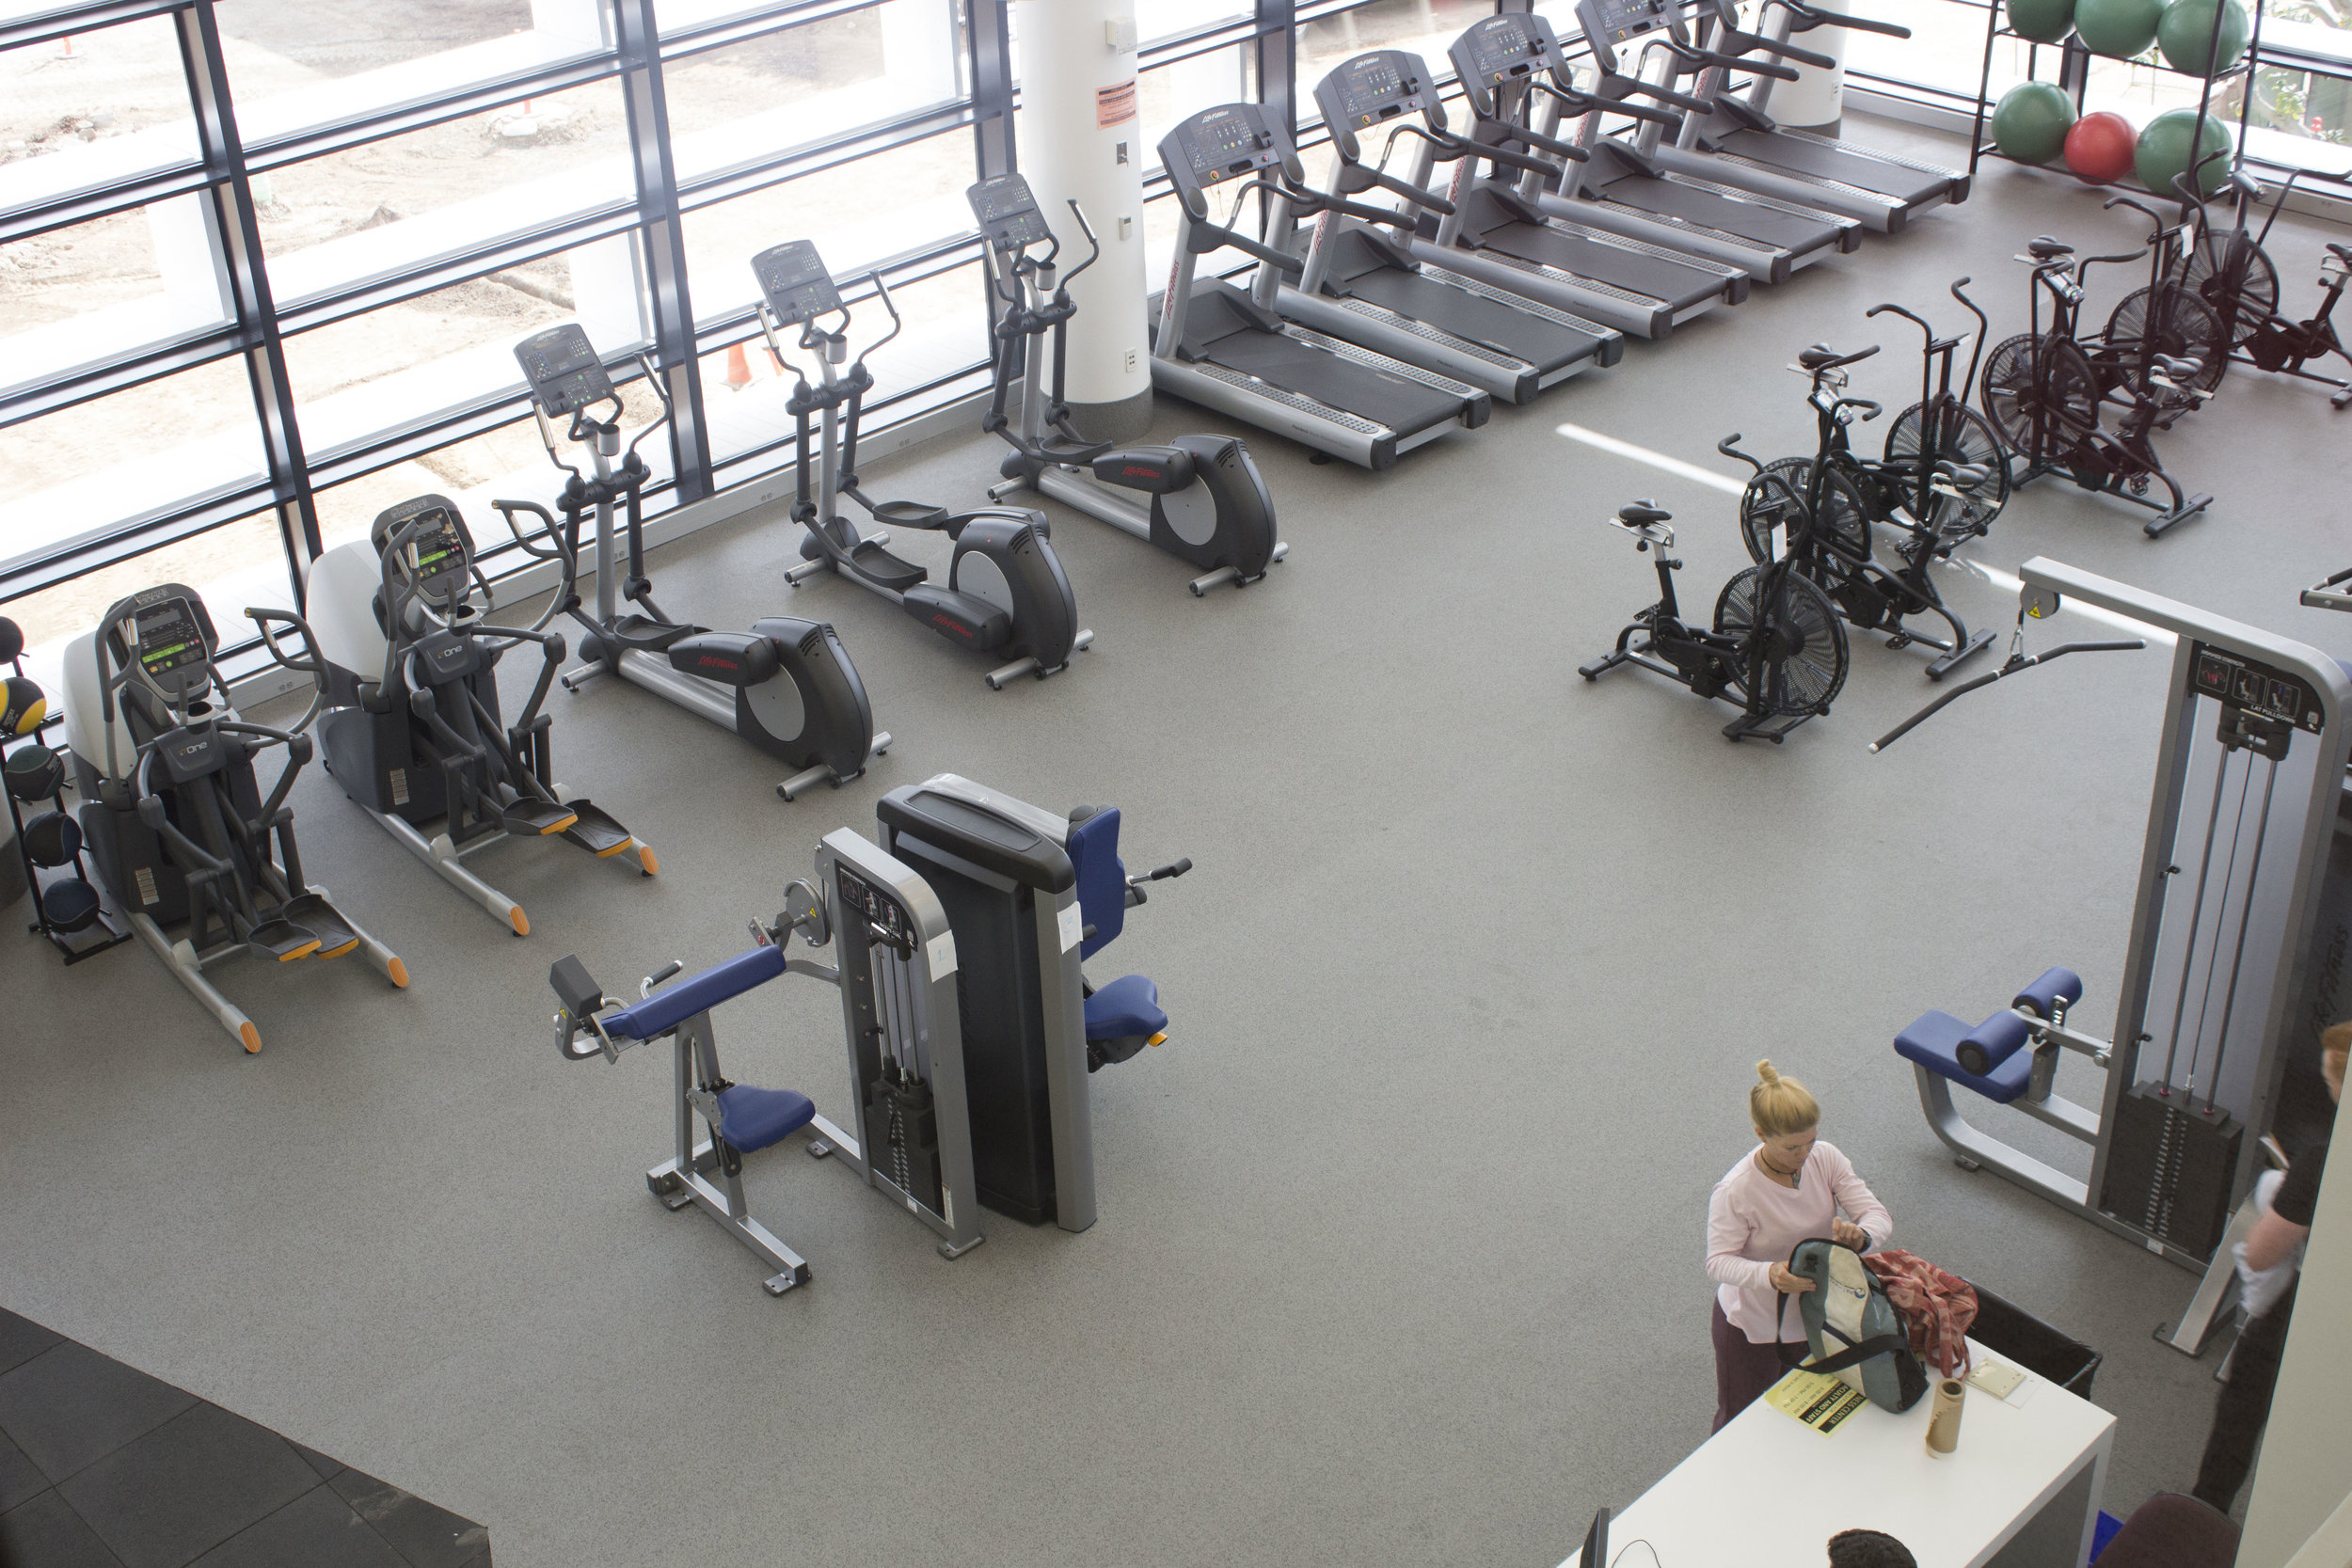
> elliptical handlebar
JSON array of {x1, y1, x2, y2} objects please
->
[
  {"x1": 244, "y1": 607, "x2": 329, "y2": 736},
  {"x1": 1059, "y1": 198, "x2": 1103, "y2": 286},
  {"x1": 1769, "y1": 0, "x2": 1909, "y2": 40}
]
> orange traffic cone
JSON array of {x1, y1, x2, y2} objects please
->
[{"x1": 724, "y1": 341, "x2": 753, "y2": 391}]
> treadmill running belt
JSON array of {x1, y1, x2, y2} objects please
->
[
  {"x1": 1336, "y1": 258, "x2": 1605, "y2": 372},
  {"x1": 1597, "y1": 171, "x2": 1839, "y2": 254},
  {"x1": 1473, "y1": 218, "x2": 1729, "y2": 314},
  {"x1": 1716, "y1": 129, "x2": 1952, "y2": 205},
  {"x1": 1202, "y1": 323, "x2": 1464, "y2": 436}
]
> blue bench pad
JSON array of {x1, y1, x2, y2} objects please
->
[
  {"x1": 1086, "y1": 974, "x2": 1165, "y2": 1041},
  {"x1": 716, "y1": 1085, "x2": 816, "y2": 1153},
  {"x1": 603, "y1": 944, "x2": 787, "y2": 1040},
  {"x1": 1895, "y1": 1009, "x2": 2035, "y2": 1103}
]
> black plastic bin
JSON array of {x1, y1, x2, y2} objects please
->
[{"x1": 1964, "y1": 1280, "x2": 2104, "y2": 1399}]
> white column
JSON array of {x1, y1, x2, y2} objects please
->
[
  {"x1": 1768, "y1": 0, "x2": 1848, "y2": 132},
  {"x1": 573, "y1": 234, "x2": 649, "y2": 354},
  {"x1": 881, "y1": 0, "x2": 960, "y2": 105},
  {"x1": 1012, "y1": 0, "x2": 1152, "y2": 438},
  {"x1": 147, "y1": 194, "x2": 230, "y2": 331},
  {"x1": 531, "y1": 0, "x2": 609, "y2": 51}
]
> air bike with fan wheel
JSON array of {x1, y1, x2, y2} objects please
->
[
  {"x1": 264, "y1": 493, "x2": 655, "y2": 937},
  {"x1": 1578, "y1": 451, "x2": 1849, "y2": 743},
  {"x1": 967, "y1": 173, "x2": 1285, "y2": 596},
  {"x1": 1872, "y1": 560, "x2": 2352, "y2": 1359},
  {"x1": 58, "y1": 585, "x2": 406, "y2": 1053},
  {"x1": 502, "y1": 325, "x2": 888, "y2": 800},
  {"x1": 751, "y1": 242, "x2": 1092, "y2": 687}
]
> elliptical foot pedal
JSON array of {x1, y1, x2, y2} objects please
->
[
  {"x1": 246, "y1": 915, "x2": 326, "y2": 961},
  {"x1": 506, "y1": 800, "x2": 581, "y2": 836},
  {"x1": 278, "y1": 894, "x2": 360, "y2": 958},
  {"x1": 870, "y1": 499, "x2": 950, "y2": 529},
  {"x1": 559, "y1": 800, "x2": 635, "y2": 857}
]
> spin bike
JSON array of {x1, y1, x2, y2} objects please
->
[
  {"x1": 60, "y1": 585, "x2": 406, "y2": 1053},
  {"x1": 282, "y1": 494, "x2": 653, "y2": 935},
  {"x1": 2176, "y1": 157, "x2": 2352, "y2": 407},
  {"x1": 1979, "y1": 239, "x2": 2215, "y2": 537},
  {"x1": 501, "y1": 325, "x2": 889, "y2": 800},
  {"x1": 1737, "y1": 340, "x2": 1997, "y2": 679},
  {"x1": 751, "y1": 242, "x2": 1091, "y2": 688},
  {"x1": 969, "y1": 174, "x2": 1284, "y2": 597},
  {"x1": 1580, "y1": 460, "x2": 1850, "y2": 743}
]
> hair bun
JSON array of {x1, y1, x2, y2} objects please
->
[{"x1": 1756, "y1": 1059, "x2": 1780, "y2": 1085}]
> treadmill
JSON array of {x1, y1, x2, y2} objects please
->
[
  {"x1": 1413, "y1": 12, "x2": 1749, "y2": 341},
  {"x1": 1652, "y1": 0, "x2": 1967, "y2": 234},
  {"x1": 1151, "y1": 102, "x2": 1489, "y2": 471},
  {"x1": 1545, "y1": 0, "x2": 1859, "y2": 284},
  {"x1": 1279, "y1": 49, "x2": 1625, "y2": 405}
]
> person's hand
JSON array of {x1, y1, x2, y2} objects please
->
[
  {"x1": 1769, "y1": 1262, "x2": 1815, "y2": 1294},
  {"x1": 1832, "y1": 1218, "x2": 1868, "y2": 1249}
]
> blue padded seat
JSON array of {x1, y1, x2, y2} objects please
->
[
  {"x1": 1085, "y1": 974, "x2": 1166, "y2": 1041},
  {"x1": 1896, "y1": 1009, "x2": 2036, "y2": 1103},
  {"x1": 1068, "y1": 807, "x2": 1126, "y2": 959},
  {"x1": 715, "y1": 1085, "x2": 816, "y2": 1153},
  {"x1": 602, "y1": 943, "x2": 787, "y2": 1040}
]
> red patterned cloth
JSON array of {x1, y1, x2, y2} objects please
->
[{"x1": 1863, "y1": 1250, "x2": 1979, "y2": 1376}]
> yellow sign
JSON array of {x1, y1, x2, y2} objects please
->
[{"x1": 1764, "y1": 1367, "x2": 1871, "y2": 1434}]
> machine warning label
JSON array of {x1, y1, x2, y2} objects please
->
[
  {"x1": 135, "y1": 867, "x2": 158, "y2": 907},
  {"x1": 928, "y1": 930, "x2": 958, "y2": 980},
  {"x1": 389, "y1": 768, "x2": 410, "y2": 807},
  {"x1": 1097, "y1": 79, "x2": 1136, "y2": 127},
  {"x1": 1058, "y1": 902, "x2": 1083, "y2": 953}
]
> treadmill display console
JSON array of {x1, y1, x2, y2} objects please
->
[
  {"x1": 1167, "y1": 104, "x2": 1282, "y2": 190},
  {"x1": 1455, "y1": 15, "x2": 1553, "y2": 84},
  {"x1": 1327, "y1": 51, "x2": 1424, "y2": 124},
  {"x1": 134, "y1": 596, "x2": 211, "y2": 689},
  {"x1": 1582, "y1": 0, "x2": 1675, "y2": 46},
  {"x1": 513, "y1": 325, "x2": 615, "y2": 417},
  {"x1": 2189, "y1": 642, "x2": 2326, "y2": 735},
  {"x1": 967, "y1": 174, "x2": 1055, "y2": 252},
  {"x1": 751, "y1": 240, "x2": 842, "y2": 325}
]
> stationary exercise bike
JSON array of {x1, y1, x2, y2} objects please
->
[
  {"x1": 501, "y1": 325, "x2": 889, "y2": 800},
  {"x1": 751, "y1": 242, "x2": 1092, "y2": 688},
  {"x1": 1979, "y1": 239, "x2": 2215, "y2": 537},
  {"x1": 1737, "y1": 340, "x2": 1997, "y2": 679},
  {"x1": 2175, "y1": 157, "x2": 2352, "y2": 407},
  {"x1": 61, "y1": 584, "x2": 406, "y2": 1052},
  {"x1": 1580, "y1": 458, "x2": 1850, "y2": 742},
  {"x1": 969, "y1": 173, "x2": 1284, "y2": 596},
  {"x1": 281, "y1": 494, "x2": 653, "y2": 934}
]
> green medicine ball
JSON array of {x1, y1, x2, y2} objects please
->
[
  {"x1": 2136, "y1": 108, "x2": 2233, "y2": 198},
  {"x1": 1992, "y1": 82, "x2": 2079, "y2": 164},
  {"x1": 2074, "y1": 0, "x2": 2162, "y2": 56},
  {"x1": 2156, "y1": 0, "x2": 2249, "y2": 75},
  {"x1": 2008, "y1": 0, "x2": 2076, "y2": 43}
]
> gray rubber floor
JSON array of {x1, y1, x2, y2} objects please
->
[{"x1": 7, "y1": 119, "x2": 2348, "y2": 1566}]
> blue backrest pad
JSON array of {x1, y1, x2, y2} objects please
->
[{"x1": 1069, "y1": 806, "x2": 1126, "y2": 959}]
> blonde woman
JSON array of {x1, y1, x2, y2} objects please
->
[{"x1": 1706, "y1": 1060, "x2": 1895, "y2": 1431}]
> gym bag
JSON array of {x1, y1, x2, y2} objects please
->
[
  {"x1": 1778, "y1": 1239, "x2": 1929, "y2": 1414},
  {"x1": 1863, "y1": 1249, "x2": 1979, "y2": 1378}
]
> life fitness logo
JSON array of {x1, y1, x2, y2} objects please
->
[
  {"x1": 1118, "y1": 465, "x2": 1161, "y2": 481},
  {"x1": 696, "y1": 654, "x2": 740, "y2": 674},
  {"x1": 930, "y1": 614, "x2": 975, "y2": 642}
]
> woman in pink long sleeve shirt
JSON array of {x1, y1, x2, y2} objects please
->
[{"x1": 1705, "y1": 1060, "x2": 1895, "y2": 1431}]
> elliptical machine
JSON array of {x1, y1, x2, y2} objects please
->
[
  {"x1": 751, "y1": 242, "x2": 1092, "y2": 687},
  {"x1": 62, "y1": 584, "x2": 406, "y2": 1053},
  {"x1": 501, "y1": 325, "x2": 888, "y2": 800},
  {"x1": 282, "y1": 494, "x2": 654, "y2": 935},
  {"x1": 966, "y1": 173, "x2": 1284, "y2": 596}
]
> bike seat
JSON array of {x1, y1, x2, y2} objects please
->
[
  {"x1": 2328, "y1": 243, "x2": 2352, "y2": 264},
  {"x1": 1935, "y1": 462, "x2": 1992, "y2": 488},
  {"x1": 1796, "y1": 343, "x2": 1840, "y2": 369},
  {"x1": 2153, "y1": 354, "x2": 2203, "y2": 379},
  {"x1": 1618, "y1": 501, "x2": 1671, "y2": 524},
  {"x1": 2027, "y1": 236, "x2": 2074, "y2": 259}
]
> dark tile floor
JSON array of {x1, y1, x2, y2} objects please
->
[{"x1": 0, "y1": 1310, "x2": 489, "y2": 1568}]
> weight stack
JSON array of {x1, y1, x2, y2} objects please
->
[{"x1": 2099, "y1": 1080, "x2": 2243, "y2": 1258}]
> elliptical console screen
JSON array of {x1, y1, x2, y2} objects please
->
[
  {"x1": 752, "y1": 241, "x2": 842, "y2": 327},
  {"x1": 375, "y1": 499, "x2": 470, "y2": 592},
  {"x1": 1326, "y1": 52, "x2": 1424, "y2": 125},
  {"x1": 1161, "y1": 105, "x2": 1282, "y2": 194},
  {"x1": 1581, "y1": 0, "x2": 1674, "y2": 46},
  {"x1": 967, "y1": 175, "x2": 1056, "y2": 252},
  {"x1": 134, "y1": 597, "x2": 209, "y2": 687},
  {"x1": 1454, "y1": 15, "x2": 1551, "y2": 84},
  {"x1": 513, "y1": 325, "x2": 616, "y2": 417}
]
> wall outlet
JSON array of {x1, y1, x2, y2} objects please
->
[
  {"x1": 1118, "y1": 214, "x2": 1132, "y2": 240},
  {"x1": 1123, "y1": 349, "x2": 1136, "y2": 372}
]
